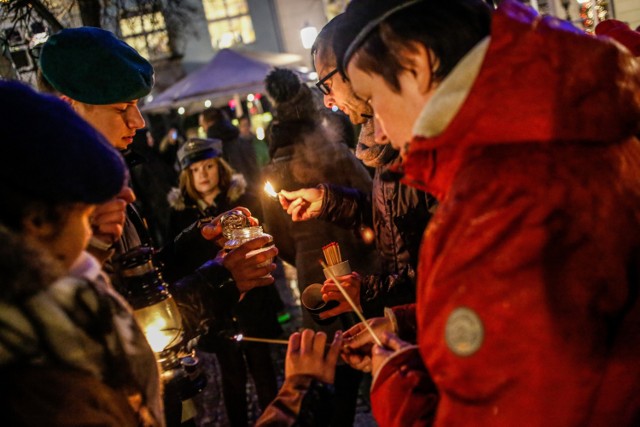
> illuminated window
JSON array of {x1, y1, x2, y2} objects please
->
[
  {"x1": 120, "y1": 7, "x2": 170, "y2": 60},
  {"x1": 202, "y1": 0, "x2": 255, "y2": 49}
]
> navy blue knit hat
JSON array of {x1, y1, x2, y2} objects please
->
[
  {"x1": 0, "y1": 81, "x2": 127, "y2": 204},
  {"x1": 177, "y1": 138, "x2": 223, "y2": 170},
  {"x1": 39, "y1": 27, "x2": 154, "y2": 104}
]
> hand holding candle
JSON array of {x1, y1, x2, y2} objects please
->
[
  {"x1": 319, "y1": 242, "x2": 362, "y2": 319},
  {"x1": 320, "y1": 260, "x2": 383, "y2": 347}
]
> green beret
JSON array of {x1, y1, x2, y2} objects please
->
[{"x1": 40, "y1": 27, "x2": 154, "y2": 104}]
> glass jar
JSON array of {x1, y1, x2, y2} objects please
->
[
  {"x1": 224, "y1": 226, "x2": 274, "y2": 274},
  {"x1": 219, "y1": 209, "x2": 251, "y2": 239}
]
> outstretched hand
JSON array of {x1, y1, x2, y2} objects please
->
[
  {"x1": 371, "y1": 332, "x2": 412, "y2": 378},
  {"x1": 340, "y1": 316, "x2": 394, "y2": 372},
  {"x1": 90, "y1": 186, "x2": 135, "y2": 246},
  {"x1": 200, "y1": 206, "x2": 259, "y2": 245},
  {"x1": 285, "y1": 329, "x2": 343, "y2": 385},
  {"x1": 279, "y1": 187, "x2": 325, "y2": 222}
]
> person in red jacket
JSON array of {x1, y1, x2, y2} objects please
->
[{"x1": 340, "y1": 0, "x2": 640, "y2": 426}]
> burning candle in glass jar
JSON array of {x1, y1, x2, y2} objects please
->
[{"x1": 264, "y1": 181, "x2": 280, "y2": 199}]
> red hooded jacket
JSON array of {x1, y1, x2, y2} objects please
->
[{"x1": 371, "y1": 1, "x2": 640, "y2": 426}]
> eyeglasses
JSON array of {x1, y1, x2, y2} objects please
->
[{"x1": 315, "y1": 68, "x2": 339, "y2": 95}]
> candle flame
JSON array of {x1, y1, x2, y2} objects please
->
[{"x1": 264, "y1": 181, "x2": 278, "y2": 198}]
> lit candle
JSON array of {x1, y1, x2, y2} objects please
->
[
  {"x1": 233, "y1": 334, "x2": 289, "y2": 345},
  {"x1": 264, "y1": 181, "x2": 280, "y2": 199}
]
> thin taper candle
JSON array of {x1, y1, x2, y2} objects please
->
[
  {"x1": 320, "y1": 260, "x2": 384, "y2": 347},
  {"x1": 234, "y1": 334, "x2": 334, "y2": 347},
  {"x1": 234, "y1": 334, "x2": 289, "y2": 345}
]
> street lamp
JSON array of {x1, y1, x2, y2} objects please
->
[{"x1": 300, "y1": 22, "x2": 318, "y2": 49}]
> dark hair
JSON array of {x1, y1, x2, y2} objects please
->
[
  {"x1": 180, "y1": 157, "x2": 234, "y2": 202},
  {"x1": 346, "y1": 0, "x2": 492, "y2": 92},
  {"x1": 200, "y1": 107, "x2": 227, "y2": 125},
  {"x1": 311, "y1": 15, "x2": 341, "y2": 70},
  {"x1": 312, "y1": 14, "x2": 362, "y2": 80}
]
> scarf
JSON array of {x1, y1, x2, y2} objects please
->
[{"x1": 355, "y1": 119, "x2": 398, "y2": 167}]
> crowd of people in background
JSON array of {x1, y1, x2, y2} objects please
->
[{"x1": 1, "y1": 0, "x2": 640, "y2": 426}]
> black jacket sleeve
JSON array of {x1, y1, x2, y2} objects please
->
[
  {"x1": 168, "y1": 259, "x2": 240, "y2": 346},
  {"x1": 360, "y1": 264, "x2": 418, "y2": 318},
  {"x1": 317, "y1": 183, "x2": 373, "y2": 230}
]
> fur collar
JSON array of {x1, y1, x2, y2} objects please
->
[{"x1": 168, "y1": 173, "x2": 247, "y2": 211}]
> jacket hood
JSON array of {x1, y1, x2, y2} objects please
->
[
  {"x1": 403, "y1": 0, "x2": 640, "y2": 200},
  {"x1": 413, "y1": 1, "x2": 640, "y2": 148}
]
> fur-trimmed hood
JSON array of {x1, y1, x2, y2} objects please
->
[{"x1": 167, "y1": 173, "x2": 247, "y2": 211}]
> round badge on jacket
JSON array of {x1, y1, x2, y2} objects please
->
[{"x1": 445, "y1": 307, "x2": 484, "y2": 357}]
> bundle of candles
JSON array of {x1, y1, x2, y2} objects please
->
[
  {"x1": 319, "y1": 240, "x2": 383, "y2": 347},
  {"x1": 322, "y1": 241, "x2": 342, "y2": 266},
  {"x1": 233, "y1": 238, "x2": 384, "y2": 348}
]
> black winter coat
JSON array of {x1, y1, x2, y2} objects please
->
[
  {"x1": 319, "y1": 151, "x2": 436, "y2": 317},
  {"x1": 262, "y1": 117, "x2": 377, "y2": 333},
  {"x1": 167, "y1": 177, "x2": 282, "y2": 347}
]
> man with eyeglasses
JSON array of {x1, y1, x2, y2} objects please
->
[
  {"x1": 279, "y1": 14, "x2": 435, "y2": 328},
  {"x1": 313, "y1": 23, "x2": 372, "y2": 126}
]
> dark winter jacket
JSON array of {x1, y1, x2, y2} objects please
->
[
  {"x1": 167, "y1": 175, "x2": 282, "y2": 349},
  {"x1": 318, "y1": 121, "x2": 436, "y2": 317},
  {"x1": 262, "y1": 115, "x2": 377, "y2": 334}
]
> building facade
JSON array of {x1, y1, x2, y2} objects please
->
[{"x1": 1, "y1": 0, "x2": 638, "y2": 92}]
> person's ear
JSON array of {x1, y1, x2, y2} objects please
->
[
  {"x1": 61, "y1": 96, "x2": 83, "y2": 114},
  {"x1": 401, "y1": 42, "x2": 437, "y2": 94},
  {"x1": 22, "y1": 211, "x2": 56, "y2": 240}
]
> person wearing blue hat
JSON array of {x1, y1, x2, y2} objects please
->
[
  {"x1": 37, "y1": 27, "x2": 287, "y2": 425},
  {"x1": 0, "y1": 80, "x2": 163, "y2": 426}
]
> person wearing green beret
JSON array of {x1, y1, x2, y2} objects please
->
[{"x1": 36, "y1": 27, "x2": 285, "y2": 425}]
